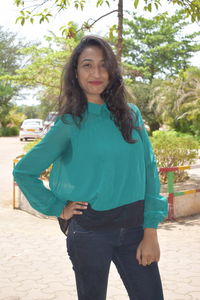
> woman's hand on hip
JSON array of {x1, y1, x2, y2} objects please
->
[
  {"x1": 136, "y1": 228, "x2": 160, "y2": 266},
  {"x1": 60, "y1": 201, "x2": 88, "y2": 220}
]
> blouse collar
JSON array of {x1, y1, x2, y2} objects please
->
[{"x1": 87, "y1": 101, "x2": 109, "y2": 115}]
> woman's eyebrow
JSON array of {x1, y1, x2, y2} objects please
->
[
  {"x1": 80, "y1": 58, "x2": 93, "y2": 64},
  {"x1": 80, "y1": 58, "x2": 105, "y2": 64}
]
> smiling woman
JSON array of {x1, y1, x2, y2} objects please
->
[
  {"x1": 13, "y1": 35, "x2": 168, "y2": 300},
  {"x1": 76, "y1": 46, "x2": 109, "y2": 104}
]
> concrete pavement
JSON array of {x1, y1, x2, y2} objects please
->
[
  {"x1": 0, "y1": 137, "x2": 25, "y2": 208},
  {"x1": 0, "y1": 207, "x2": 200, "y2": 300},
  {"x1": 1, "y1": 137, "x2": 200, "y2": 299}
]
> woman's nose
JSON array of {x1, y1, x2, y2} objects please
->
[{"x1": 91, "y1": 66, "x2": 101, "y2": 77}]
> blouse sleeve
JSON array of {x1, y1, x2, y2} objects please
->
[
  {"x1": 129, "y1": 103, "x2": 168, "y2": 228},
  {"x1": 13, "y1": 116, "x2": 70, "y2": 217}
]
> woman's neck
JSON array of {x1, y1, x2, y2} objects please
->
[{"x1": 87, "y1": 99, "x2": 105, "y2": 105}]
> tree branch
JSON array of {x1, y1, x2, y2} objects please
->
[{"x1": 77, "y1": 9, "x2": 118, "y2": 32}]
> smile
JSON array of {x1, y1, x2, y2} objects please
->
[{"x1": 88, "y1": 81, "x2": 103, "y2": 85}]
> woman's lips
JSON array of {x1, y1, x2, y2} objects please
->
[{"x1": 88, "y1": 81, "x2": 103, "y2": 85}]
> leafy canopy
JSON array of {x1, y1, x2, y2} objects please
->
[
  {"x1": 0, "y1": 27, "x2": 27, "y2": 127},
  {"x1": 14, "y1": 0, "x2": 200, "y2": 37},
  {"x1": 122, "y1": 10, "x2": 200, "y2": 82}
]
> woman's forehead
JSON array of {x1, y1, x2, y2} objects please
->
[{"x1": 78, "y1": 46, "x2": 104, "y2": 63}]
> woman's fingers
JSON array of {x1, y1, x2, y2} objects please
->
[
  {"x1": 74, "y1": 203, "x2": 88, "y2": 210},
  {"x1": 136, "y1": 239, "x2": 160, "y2": 266},
  {"x1": 60, "y1": 201, "x2": 88, "y2": 219},
  {"x1": 141, "y1": 255, "x2": 153, "y2": 266},
  {"x1": 71, "y1": 202, "x2": 88, "y2": 214},
  {"x1": 64, "y1": 201, "x2": 88, "y2": 217}
]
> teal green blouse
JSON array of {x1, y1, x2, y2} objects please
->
[{"x1": 13, "y1": 102, "x2": 168, "y2": 228}]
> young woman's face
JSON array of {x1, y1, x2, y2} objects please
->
[{"x1": 77, "y1": 46, "x2": 109, "y2": 102}]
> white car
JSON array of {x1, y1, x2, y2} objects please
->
[{"x1": 19, "y1": 119, "x2": 44, "y2": 141}]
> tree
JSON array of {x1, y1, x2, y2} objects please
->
[
  {"x1": 149, "y1": 67, "x2": 200, "y2": 136},
  {"x1": 122, "y1": 10, "x2": 200, "y2": 82},
  {"x1": 173, "y1": 67, "x2": 200, "y2": 136},
  {"x1": 126, "y1": 80, "x2": 162, "y2": 132},
  {"x1": 14, "y1": 0, "x2": 200, "y2": 63},
  {"x1": 0, "y1": 27, "x2": 27, "y2": 128},
  {"x1": 4, "y1": 34, "x2": 82, "y2": 119},
  {"x1": 6, "y1": 34, "x2": 81, "y2": 88},
  {"x1": 17, "y1": 105, "x2": 40, "y2": 119}
]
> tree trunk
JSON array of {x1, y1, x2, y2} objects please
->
[{"x1": 117, "y1": 0, "x2": 123, "y2": 64}]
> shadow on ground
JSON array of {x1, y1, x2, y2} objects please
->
[{"x1": 161, "y1": 213, "x2": 200, "y2": 230}]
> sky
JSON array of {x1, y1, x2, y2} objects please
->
[{"x1": 0, "y1": 0, "x2": 200, "y2": 105}]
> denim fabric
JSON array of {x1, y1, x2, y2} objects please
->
[{"x1": 66, "y1": 219, "x2": 164, "y2": 300}]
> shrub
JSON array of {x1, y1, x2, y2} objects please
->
[
  {"x1": 151, "y1": 130, "x2": 199, "y2": 183},
  {"x1": 23, "y1": 139, "x2": 41, "y2": 153},
  {"x1": 0, "y1": 126, "x2": 19, "y2": 136}
]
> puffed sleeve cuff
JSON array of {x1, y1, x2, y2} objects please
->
[
  {"x1": 13, "y1": 168, "x2": 67, "y2": 217},
  {"x1": 31, "y1": 195, "x2": 66, "y2": 217},
  {"x1": 143, "y1": 192, "x2": 168, "y2": 229},
  {"x1": 143, "y1": 213, "x2": 166, "y2": 229},
  {"x1": 48, "y1": 198, "x2": 66, "y2": 217},
  {"x1": 143, "y1": 200, "x2": 168, "y2": 228}
]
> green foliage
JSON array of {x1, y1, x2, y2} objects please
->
[
  {"x1": 23, "y1": 139, "x2": 41, "y2": 152},
  {"x1": 14, "y1": 0, "x2": 200, "y2": 29},
  {"x1": 151, "y1": 130, "x2": 199, "y2": 183},
  {"x1": 126, "y1": 81, "x2": 164, "y2": 132},
  {"x1": 17, "y1": 105, "x2": 40, "y2": 119},
  {"x1": 0, "y1": 126, "x2": 19, "y2": 136},
  {"x1": 14, "y1": 0, "x2": 88, "y2": 26},
  {"x1": 0, "y1": 27, "x2": 27, "y2": 128},
  {"x1": 4, "y1": 35, "x2": 78, "y2": 89},
  {"x1": 122, "y1": 10, "x2": 200, "y2": 82},
  {"x1": 96, "y1": 0, "x2": 110, "y2": 7},
  {"x1": 60, "y1": 22, "x2": 77, "y2": 38},
  {"x1": 134, "y1": 0, "x2": 200, "y2": 22},
  {"x1": 4, "y1": 34, "x2": 82, "y2": 120},
  {"x1": 150, "y1": 67, "x2": 200, "y2": 137}
]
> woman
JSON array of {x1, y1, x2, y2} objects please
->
[{"x1": 13, "y1": 35, "x2": 168, "y2": 300}]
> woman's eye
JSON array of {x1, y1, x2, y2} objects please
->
[{"x1": 83, "y1": 64, "x2": 91, "y2": 68}]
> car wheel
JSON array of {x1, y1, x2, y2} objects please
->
[{"x1": 20, "y1": 138, "x2": 23, "y2": 141}]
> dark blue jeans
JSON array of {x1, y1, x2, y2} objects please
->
[{"x1": 66, "y1": 219, "x2": 164, "y2": 300}]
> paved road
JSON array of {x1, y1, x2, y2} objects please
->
[
  {"x1": 0, "y1": 207, "x2": 200, "y2": 300},
  {"x1": 1, "y1": 137, "x2": 200, "y2": 299},
  {"x1": 0, "y1": 137, "x2": 25, "y2": 207}
]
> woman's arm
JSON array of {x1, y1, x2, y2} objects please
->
[
  {"x1": 129, "y1": 103, "x2": 168, "y2": 228},
  {"x1": 129, "y1": 103, "x2": 167, "y2": 265},
  {"x1": 13, "y1": 117, "x2": 70, "y2": 216}
]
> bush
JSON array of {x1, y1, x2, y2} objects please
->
[
  {"x1": 0, "y1": 126, "x2": 19, "y2": 136},
  {"x1": 23, "y1": 139, "x2": 41, "y2": 153},
  {"x1": 151, "y1": 131, "x2": 199, "y2": 183}
]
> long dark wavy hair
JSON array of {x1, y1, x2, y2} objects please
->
[{"x1": 58, "y1": 35, "x2": 137, "y2": 143}]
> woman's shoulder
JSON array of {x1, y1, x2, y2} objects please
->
[
  {"x1": 127, "y1": 103, "x2": 142, "y2": 121},
  {"x1": 55, "y1": 113, "x2": 74, "y2": 126},
  {"x1": 127, "y1": 102, "x2": 140, "y2": 114}
]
